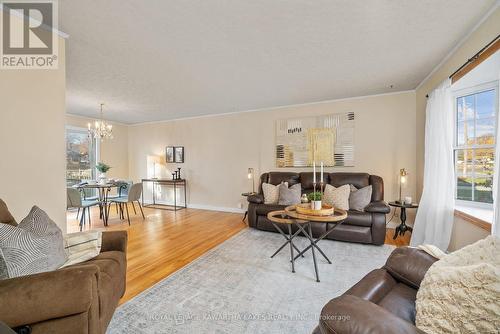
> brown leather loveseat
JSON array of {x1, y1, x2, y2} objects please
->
[
  {"x1": 0, "y1": 215, "x2": 127, "y2": 334},
  {"x1": 247, "y1": 172, "x2": 390, "y2": 245},
  {"x1": 314, "y1": 246, "x2": 438, "y2": 334}
]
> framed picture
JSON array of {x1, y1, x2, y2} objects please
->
[
  {"x1": 166, "y1": 146, "x2": 174, "y2": 163},
  {"x1": 174, "y1": 146, "x2": 184, "y2": 163}
]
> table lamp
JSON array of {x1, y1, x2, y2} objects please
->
[
  {"x1": 247, "y1": 168, "x2": 255, "y2": 194},
  {"x1": 396, "y1": 168, "x2": 407, "y2": 204}
]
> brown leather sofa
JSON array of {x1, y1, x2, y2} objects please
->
[
  {"x1": 314, "y1": 246, "x2": 438, "y2": 334},
  {"x1": 247, "y1": 172, "x2": 390, "y2": 245},
  {"x1": 0, "y1": 223, "x2": 127, "y2": 334}
]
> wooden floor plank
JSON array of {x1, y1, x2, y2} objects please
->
[{"x1": 67, "y1": 205, "x2": 410, "y2": 304}]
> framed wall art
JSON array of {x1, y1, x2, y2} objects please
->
[
  {"x1": 275, "y1": 112, "x2": 355, "y2": 167},
  {"x1": 166, "y1": 146, "x2": 175, "y2": 163},
  {"x1": 174, "y1": 146, "x2": 184, "y2": 163}
]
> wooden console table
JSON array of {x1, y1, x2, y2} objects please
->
[{"x1": 141, "y1": 178, "x2": 187, "y2": 211}]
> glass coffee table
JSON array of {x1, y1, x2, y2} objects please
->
[{"x1": 267, "y1": 205, "x2": 347, "y2": 282}]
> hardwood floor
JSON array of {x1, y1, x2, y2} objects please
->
[{"x1": 67, "y1": 205, "x2": 410, "y2": 304}]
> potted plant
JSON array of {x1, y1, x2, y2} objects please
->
[
  {"x1": 307, "y1": 192, "x2": 322, "y2": 210},
  {"x1": 96, "y1": 162, "x2": 111, "y2": 185}
]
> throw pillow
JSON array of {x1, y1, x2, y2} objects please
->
[
  {"x1": 349, "y1": 185, "x2": 372, "y2": 211},
  {"x1": 416, "y1": 235, "x2": 500, "y2": 334},
  {"x1": 0, "y1": 206, "x2": 67, "y2": 279},
  {"x1": 62, "y1": 231, "x2": 102, "y2": 267},
  {"x1": 0, "y1": 199, "x2": 17, "y2": 226},
  {"x1": 262, "y1": 182, "x2": 288, "y2": 204},
  {"x1": 323, "y1": 184, "x2": 350, "y2": 210},
  {"x1": 278, "y1": 183, "x2": 302, "y2": 205}
]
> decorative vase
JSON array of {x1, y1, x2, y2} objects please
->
[
  {"x1": 311, "y1": 200, "x2": 322, "y2": 210},
  {"x1": 301, "y1": 194, "x2": 309, "y2": 203},
  {"x1": 99, "y1": 173, "x2": 107, "y2": 185}
]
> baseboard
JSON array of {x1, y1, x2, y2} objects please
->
[
  {"x1": 144, "y1": 200, "x2": 245, "y2": 214},
  {"x1": 188, "y1": 203, "x2": 245, "y2": 214}
]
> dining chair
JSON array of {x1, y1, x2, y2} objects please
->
[
  {"x1": 67, "y1": 188, "x2": 100, "y2": 231},
  {"x1": 108, "y1": 181, "x2": 133, "y2": 216},
  {"x1": 109, "y1": 183, "x2": 145, "y2": 225}
]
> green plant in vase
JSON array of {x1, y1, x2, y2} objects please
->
[
  {"x1": 308, "y1": 191, "x2": 323, "y2": 210},
  {"x1": 96, "y1": 162, "x2": 111, "y2": 184}
]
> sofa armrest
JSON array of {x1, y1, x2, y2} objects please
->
[
  {"x1": 383, "y1": 246, "x2": 438, "y2": 289},
  {"x1": 318, "y1": 295, "x2": 425, "y2": 334},
  {"x1": 0, "y1": 265, "x2": 99, "y2": 328},
  {"x1": 247, "y1": 194, "x2": 264, "y2": 204},
  {"x1": 101, "y1": 230, "x2": 128, "y2": 253},
  {"x1": 364, "y1": 201, "x2": 390, "y2": 214}
]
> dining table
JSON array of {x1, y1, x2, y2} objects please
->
[{"x1": 75, "y1": 182, "x2": 127, "y2": 226}]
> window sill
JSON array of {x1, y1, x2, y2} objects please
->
[{"x1": 454, "y1": 204, "x2": 492, "y2": 232}]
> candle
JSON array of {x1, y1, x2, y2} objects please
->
[
  {"x1": 320, "y1": 162, "x2": 324, "y2": 183},
  {"x1": 313, "y1": 161, "x2": 316, "y2": 183}
]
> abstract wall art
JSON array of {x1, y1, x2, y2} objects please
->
[{"x1": 275, "y1": 112, "x2": 355, "y2": 167}]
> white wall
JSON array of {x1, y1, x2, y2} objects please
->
[
  {"x1": 128, "y1": 91, "x2": 417, "y2": 218},
  {"x1": 0, "y1": 39, "x2": 67, "y2": 232},
  {"x1": 448, "y1": 216, "x2": 490, "y2": 251}
]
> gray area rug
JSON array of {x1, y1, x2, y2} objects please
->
[{"x1": 108, "y1": 228, "x2": 395, "y2": 334}]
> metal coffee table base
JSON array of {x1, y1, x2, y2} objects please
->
[{"x1": 270, "y1": 221, "x2": 326, "y2": 282}]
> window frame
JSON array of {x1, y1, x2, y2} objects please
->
[
  {"x1": 452, "y1": 80, "x2": 498, "y2": 209},
  {"x1": 65, "y1": 125, "x2": 100, "y2": 183}
]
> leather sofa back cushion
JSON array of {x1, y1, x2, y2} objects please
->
[
  {"x1": 268, "y1": 172, "x2": 300, "y2": 186},
  {"x1": 299, "y1": 172, "x2": 329, "y2": 190},
  {"x1": 329, "y1": 173, "x2": 370, "y2": 189},
  {"x1": 0, "y1": 206, "x2": 67, "y2": 279},
  {"x1": 0, "y1": 199, "x2": 17, "y2": 227}
]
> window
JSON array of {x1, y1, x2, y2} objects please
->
[
  {"x1": 454, "y1": 82, "x2": 498, "y2": 205},
  {"x1": 66, "y1": 126, "x2": 99, "y2": 187}
]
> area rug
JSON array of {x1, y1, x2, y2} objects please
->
[{"x1": 108, "y1": 228, "x2": 395, "y2": 334}]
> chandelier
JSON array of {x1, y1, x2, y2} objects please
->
[{"x1": 88, "y1": 103, "x2": 113, "y2": 140}]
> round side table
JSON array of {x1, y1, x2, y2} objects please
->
[{"x1": 389, "y1": 201, "x2": 419, "y2": 240}]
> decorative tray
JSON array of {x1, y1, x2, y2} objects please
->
[{"x1": 293, "y1": 203, "x2": 334, "y2": 216}]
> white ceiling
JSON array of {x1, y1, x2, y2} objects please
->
[{"x1": 60, "y1": 0, "x2": 497, "y2": 124}]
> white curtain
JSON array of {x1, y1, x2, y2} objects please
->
[
  {"x1": 411, "y1": 79, "x2": 455, "y2": 250},
  {"x1": 493, "y1": 68, "x2": 500, "y2": 237}
]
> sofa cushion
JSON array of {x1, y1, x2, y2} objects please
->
[
  {"x1": 255, "y1": 204, "x2": 286, "y2": 216},
  {"x1": 262, "y1": 182, "x2": 287, "y2": 204},
  {"x1": 378, "y1": 283, "x2": 418, "y2": 323},
  {"x1": 299, "y1": 172, "x2": 328, "y2": 190},
  {"x1": 278, "y1": 183, "x2": 301, "y2": 205},
  {"x1": 342, "y1": 210, "x2": 373, "y2": 227},
  {"x1": 0, "y1": 206, "x2": 66, "y2": 278},
  {"x1": 329, "y1": 172, "x2": 370, "y2": 189},
  {"x1": 0, "y1": 199, "x2": 16, "y2": 227},
  {"x1": 326, "y1": 224, "x2": 372, "y2": 244},
  {"x1": 345, "y1": 268, "x2": 397, "y2": 304},
  {"x1": 349, "y1": 185, "x2": 372, "y2": 211},
  {"x1": 323, "y1": 184, "x2": 350, "y2": 210},
  {"x1": 268, "y1": 172, "x2": 300, "y2": 186}
]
